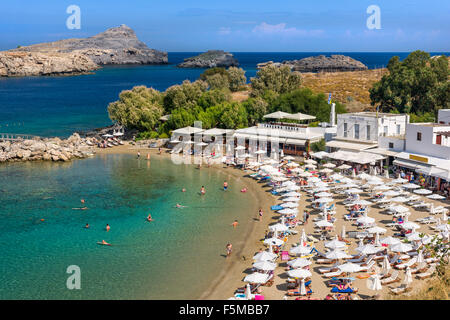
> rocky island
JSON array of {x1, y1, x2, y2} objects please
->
[
  {"x1": 257, "y1": 55, "x2": 368, "y2": 72},
  {"x1": 177, "y1": 50, "x2": 238, "y2": 68},
  {"x1": 0, "y1": 25, "x2": 168, "y2": 77}
]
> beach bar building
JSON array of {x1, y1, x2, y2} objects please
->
[{"x1": 232, "y1": 111, "x2": 334, "y2": 157}]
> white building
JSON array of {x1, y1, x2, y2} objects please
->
[
  {"x1": 326, "y1": 112, "x2": 409, "y2": 152},
  {"x1": 438, "y1": 109, "x2": 450, "y2": 125}
]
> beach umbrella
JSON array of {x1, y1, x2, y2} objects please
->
[
  {"x1": 357, "y1": 173, "x2": 371, "y2": 180},
  {"x1": 281, "y1": 202, "x2": 299, "y2": 208},
  {"x1": 330, "y1": 173, "x2": 344, "y2": 180},
  {"x1": 304, "y1": 159, "x2": 317, "y2": 164},
  {"x1": 315, "y1": 219, "x2": 333, "y2": 228},
  {"x1": 346, "y1": 188, "x2": 363, "y2": 194},
  {"x1": 196, "y1": 142, "x2": 208, "y2": 146},
  {"x1": 269, "y1": 223, "x2": 289, "y2": 232},
  {"x1": 315, "y1": 192, "x2": 333, "y2": 198},
  {"x1": 383, "y1": 190, "x2": 400, "y2": 197},
  {"x1": 283, "y1": 192, "x2": 301, "y2": 197},
  {"x1": 325, "y1": 237, "x2": 347, "y2": 250},
  {"x1": 264, "y1": 238, "x2": 284, "y2": 246},
  {"x1": 356, "y1": 214, "x2": 375, "y2": 225},
  {"x1": 340, "y1": 183, "x2": 359, "y2": 189},
  {"x1": 322, "y1": 163, "x2": 336, "y2": 168},
  {"x1": 235, "y1": 146, "x2": 246, "y2": 150},
  {"x1": 169, "y1": 139, "x2": 181, "y2": 143},
  {"x1": 314, "y1": 197, "x2": 333, "y2": 203},
  {"x1": 376, "y1": 198, "x2": 391, "y2": 204},
  {"x1": 390, "y1": 196, "x2": 409, "y2": 203},
  {"x1": 367, "y1": 179, "x2": 384, "y2": 185},
  {"x1": 435, "y1": 223, "x2": 449, "y2": 232},
  {"x1": 426, "y1": 194, "x2": 446, "y2": 200},
  {"x1": 245, "y1": 284, "x2": 252, "y2": 300},
  {"x1": 368, "y1": 226, "x2": 387, "y2": 234},
  {"x1": 443, "y1": 211, "x2": 448, "y2": 222},
  {"x1": 282, "y1": 197, "x2": 300, "y2": 202},
  {"x1": 281, "y1": 181, "x2": 296, "y2": 187},
  {"x1": 254, "y1": 149, "x2": 266, "y2": 154},
  {"x1": 352, "y1": 199, "x2": 372, "y2": 206},
  {"x1": 244, "y1": 272, "x2": 270, "y2": 284},
  {"x1": 283, "y1": 156, "x2": 295, "y2": 161},
  {"x1": 290, "y1": 245, "x2": 312, "y2": 256},
  {"x1": 391, "y1": 242, "x2": 413, "y2": 253},
  {"x1": 308, "y1": 176, "x2": 321, "y2": 183},
  {"x1": 286, "y1": 162, "x2": 300, "y2": 168},
  {"x1": 401, "y1": 221, "x2": 420, "y2": 230},
  {"x1": 325, "y1": 250, "x2": 351, "y2": 260},
  {"x1": 253, "y1": 251, "x2": 277, "y2": 261},
  {"x1": 287, "y1": 185, "x2": 301, "y2": 191},
  {"x1": 102, "y1": 134, "x2": 114, "y2": 138},
  {"x1": 304, "y1": 164, "x2": 317, "y2": 169},
  {"x1": 402, "y1": 268, "x2": 413, "y2": 286},
  {"x1": 341, "y1": 225, "x2": 346, "y2": 239},
  {"x1": 357, "y1": 244, "x2": 381, "y2": 255},
  {"x1": 374, "y1": 232, "x2": 382, "y2": 247},
  {"x1": 381, "y1": 236, "x2": 401, "y2": 246},
  {"x1": 320, "y1": 168, "x2": 334, "y2": 174},
  {"x1": 373, "y1": 185, "x2": 392, "y2": 191},
  {"x1": 338, "y1": 164, "x2": 352, "y2": 170},
  {"x1": 413, "y1": 189, "x2": 432, "y2": 195},
  {"x1": 392, "y1": 177, "x2": 408, "y2": 184},
  {"x1": 417, "y1": 250, "x2": 424, "y2": 264},
  {"x1": 406, "y1": 232, "x2": 422, "y2": 242},
  {"x1": 314, "y1": 181, "x2": 329, "y2": 188},
  {"x1": 278, "y1": 208, "x2": 298, "y2": 215},
  {"x1": 287, "y1": 268, "x2": 312, "y2": 279},
  {"x1": 299, "y1": 278, "x2": 307, "y2": 295},
  {"x1": 253, "y1": 261, "x2": 277, "y2": 271},
  {"x1": 338, "y1": 262, "x2": 362, "y2": 273},
  {"x1": 300, "y1": 229, "x2": 308, "y2": 245},
  {"x1": 300, "y1": 171, "x2": 312, "y2": 178},
  {"x1": 312, "y1": 187, "x2": 330, "y2": 193},
  {"x1": 367, "y1": 274, "x2": 383, "y2": 291},
  {"x1": 402, "y1": 183, "x2": 420, "y2": 189},
  {"x1": 391, "y1": 205, "x2": 409, "y2": 214},
  {"x1": 381, "y1": 255, "x2": 391, "y2": 275},
  {"x1": 287, "y1": 257, "x2": 312, "y2": 268}
]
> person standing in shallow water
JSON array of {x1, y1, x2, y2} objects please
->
[
  {"x1": 226, "y1": 243, "x2": 232, "y2": 258},
  {"x1": 137, "y1": 151, "x2": 141, "y2": 159}
]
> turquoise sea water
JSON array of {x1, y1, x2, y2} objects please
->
[
  {"x1": 0, "y1": 154, "x2": 257, "y2": 299},
  {"x1": 1, "y1": 52, "x2": 448, "y2": 138}
]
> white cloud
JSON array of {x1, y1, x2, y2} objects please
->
[
  {"x1": 218, "y1": 27, "x2": 231, "y2": 35},
  {"x1": 252, "y1": 22, "x2": 323, "y2": 37}
]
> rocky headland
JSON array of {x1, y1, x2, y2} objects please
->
[
  {"x1": 257, "y1": 55, "x2": 368, "y2": 72},
  {"x1": 0, "y1": 133, "x2": 96, "y2": 162},
  {"x1": 177, "y1": 50, "x2": 238, "y2": 68},
  {"x1": 0, "y1": 25, "x2": 167, "y2": 77}
]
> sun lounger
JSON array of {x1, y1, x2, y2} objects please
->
[
  {"x1": 346, "y1": 255, "x2": 366, "y2": 263},
  {"x1": 287, "y1": 288, "x2": 313, "y2": 296},
  {"x1": 358, "y1": 261, "x2": 376, "y2": 272},
  {"x1": 410, "y1": 262, "x2": 428, "y2": 274},
  {"x1": 389, "y1": 284, "x2": 411, "y2": 295},
  {"x1": 318, "y1": 263, "x2": 340, "y2": 274},
  {"x1": 388, "y1": 254, "x2": 400, "y2": 265},
  {"x1": 323, "y1": 270, "x2": 345, "y2": 278},
  {"x1": 416, "y1": 265, "x2": 436, "y2": 279},
  {"x1": 381, "y1": 270, "x2": 400, "y2": 285},
  {"x1": 395, "y1": 257, "x2": 418, "y2": 270}
]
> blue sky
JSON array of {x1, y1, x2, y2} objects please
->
[{"x1": 0, "y1": 0, "x2": 448, "y2": 52}]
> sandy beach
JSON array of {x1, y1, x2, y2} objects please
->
[{"x1": 95, "y1": 144, "x2": 449, "y2": 300}]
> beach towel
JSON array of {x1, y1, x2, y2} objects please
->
[
  {"x1": 331, "y1": 287, "x2": 356, "y2": 293},
  {"x1": 271, "y1": 205, "x2": 283, "y2": 211}
]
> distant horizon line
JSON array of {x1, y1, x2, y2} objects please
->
[{"x1": 166, "y1": 51, "x2": 449, "y2": 53}]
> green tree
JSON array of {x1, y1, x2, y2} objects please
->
[
  {"x1": 310, "y1": 139, "x2": 326, "y2": 152},
  {"x1": 197, "y1": 89, "x2": 231, "y2": 109},
  {"x1": 163, "y1": 80, "x2": 208, "y2": 112},
  {"x1": 199, "y1": 67, "x2": 229, "y2": 81},
  {"x1": 217, "y1": 102, "x2": 248, "y2": 129},
  {"x1": 227, "y1": 67, "x2": 247, "y2": 92},
  {"x1": 205, "y1": 73, "x2": 230, "y2": 90},
  {"x1": 107, "y1": 86, "x2": 164, "y2": 131},
  {"x1": 241, "y1": 97, "x2": 268, "y2": 126},
  {"x1": 269, "y1": 88, "x2": 346, "y2": 122},
  {"x1": 369, "y1": 51, "x2": 449, "y2": 117},
  {"x1": 250, "y1": 65, "x2": 302, "y2": 97}
]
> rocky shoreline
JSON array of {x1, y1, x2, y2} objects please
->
[{"x1": 0, "y1": 133, "x2": 96, "y2": 163}]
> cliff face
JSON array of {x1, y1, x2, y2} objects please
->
[
  {"x1": 177, "y1": 50, "x2": 238, "y2": 68},
  {"x1": 0, "y1": 25, "x2": 168, "y2": 77}
]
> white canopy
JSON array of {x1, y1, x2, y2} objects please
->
[
  {"x1": 287, "y1": 268, "x2": 312, "y2": 279},
  {"x1": 244, "y1": 272, "x2": 271, "y2": 284}
]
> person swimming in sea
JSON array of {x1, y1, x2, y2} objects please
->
[
  {"x1": 175, "y1": 203, "x2": 187, "y2": 208},
  {"x1": 98, "y1": 240, "x2": 111, "y2": 246},
  {"x1": 223, "y1": 181, "x2": 228, "y2": 191},
  {"x1": 106, "y1": 224, "x2": 110, "y2": 232},
  {"x1": 72, "y1": 207, "x2": 88, "y2": 210},
  {"x1": 182, "y1": 188, "x2": 186, "y2": 192},
  {"x1": 231, "y1": 220, "x2": 239, "y2": 228},
  {"x1": 147, "y1": 214, "x2": 153, "y2": 222},
  {"x1": 85, "y1": 223, "x2": 90, "y2": 229},
  {"x1": 200, "y1": 186, "x2": 206, "y2": 195}
]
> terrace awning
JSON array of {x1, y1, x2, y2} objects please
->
[
  {"x1": 285, "y1": 138, "x2": 307, "y2": 146},
  {"x1": 326, "y1": 140, "x2": 378, "y2": 151}
]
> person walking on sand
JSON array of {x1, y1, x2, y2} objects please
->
[
  {"x1": 226, "y1": 243, "x2": 232, "y2": 258},
  {"x1": 258, "y1": 208, "x2": 263, "y2": 221},
  {"x1": 106, "y1": 224, "x2": 110, "y2": 232},
  {"x1": 231, "y1": 220, "x2": 239, "y2": 228}
]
